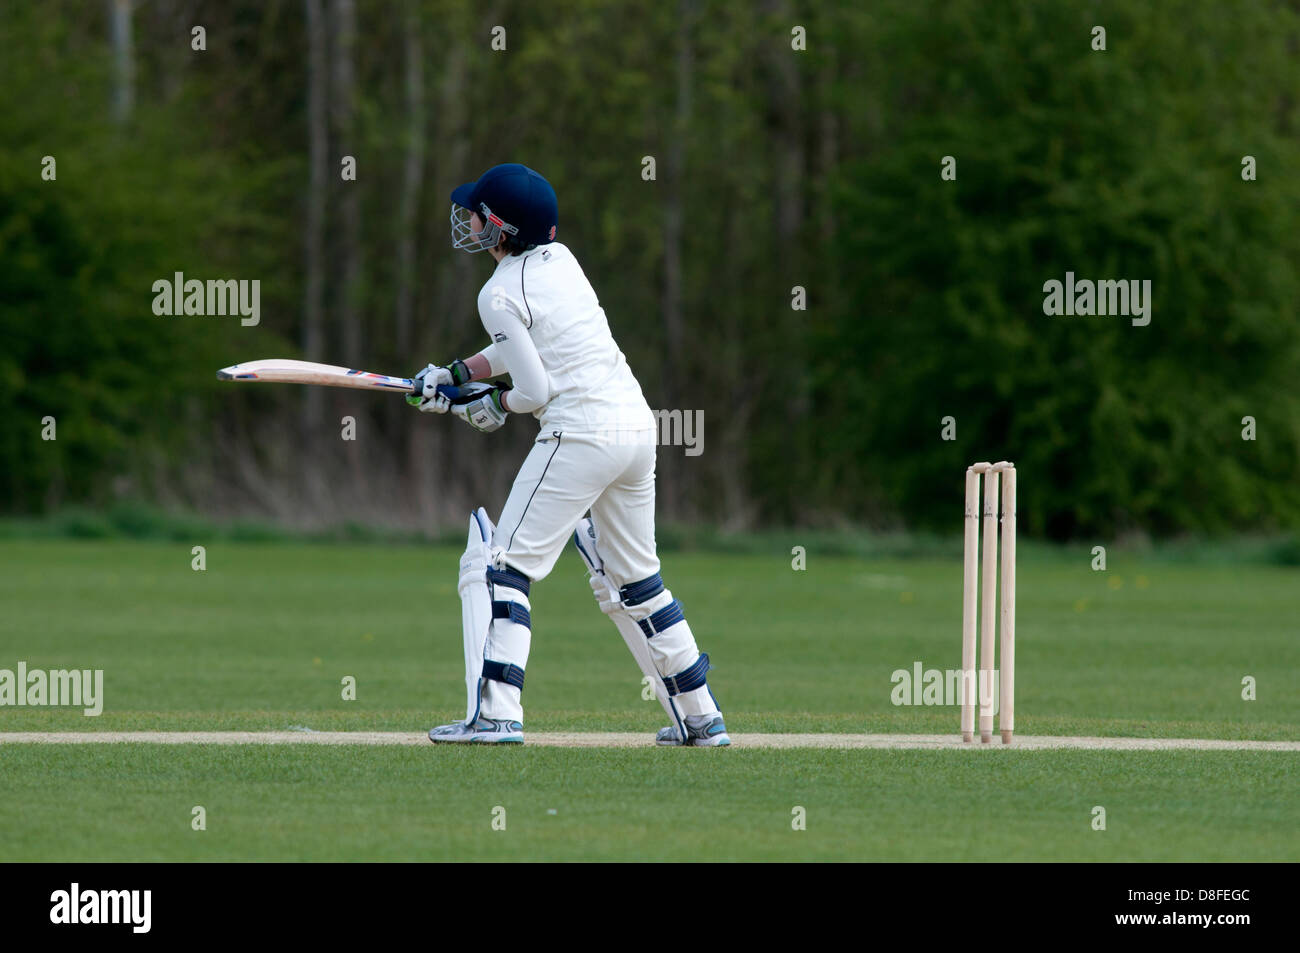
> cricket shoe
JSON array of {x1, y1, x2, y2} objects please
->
[
  {"x1": 428, "y1": 717, "x2": 524, "y2": 744},
  {"x1": 656, "y1": 714, "x2": 731, "y2": 747}
]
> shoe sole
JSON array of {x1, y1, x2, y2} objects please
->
[{"x1": 656, "y1": 735, "x2": 732, "y2": 747}]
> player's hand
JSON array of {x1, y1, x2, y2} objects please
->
[
  {"x1": 410, "y1": 392, "x2": 451, "y2": 413},
  {"x1": 415, "y1": 363, "x2": 453, "y2": 396},
  {"x1": 450, "y1": 382, "x2": 511, "y2": 433},
  {"x1": 407, "y1": 363, "x2": 454, "y2": 412}
]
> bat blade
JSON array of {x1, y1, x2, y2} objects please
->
[
  {"x1": 217, "y1": 358, "x2": 469, "y2": 401},
  {"x1": 217, "y1": 359, "x2": 417, "y2": 394}
]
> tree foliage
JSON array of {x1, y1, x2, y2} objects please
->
[{"x1": 2, "y1": 0, "x2": 1298, "y2": 538}]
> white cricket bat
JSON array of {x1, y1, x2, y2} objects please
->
[{"x1": 217, "y1": 359, "x2": 421, "y2": 394}]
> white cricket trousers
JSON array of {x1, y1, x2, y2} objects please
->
[
  {"x1": 479, "y1": 428, "x2": 720, "y2": 724},
  {"x1": 496, "y1": 429, "x2": 660, "y2": 587}
]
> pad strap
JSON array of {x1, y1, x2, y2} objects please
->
[
  {"x1": 492, "y1": 600, "x2": 531, "y2": 628},
  {"x1": 663, "y1": 653, "x2": 710, "y2": 696},
  {"x1": 637, "y1": 599, "x2": 684, "y2": 637},
  {"x1": 620, "y1": 573, "x2": 664, "y2": 607},
  {"x1": 482, "y1": 660, "x2": 525, "y2": 690},
  {"x1": 487, "y1": 566, "x2": 531, "y2": 595}
]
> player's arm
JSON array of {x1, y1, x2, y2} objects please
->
[
  {"x1": 454, "y1": 345, "x2": 507, "y2": 384},
  {"x1": 435, "y1": 307, "x2": 544, "y2": 432},
  {"x1": 407, "y1": 299, "x2": 546, "y2": 429},
  {"x1": 480, "y1": 305, "x2": 548, "y2": 414}
]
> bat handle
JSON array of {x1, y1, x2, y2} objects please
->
[
  {"x1": 433, "y1": 384, "x2": 477, "y2": 404},
  {"x1": 409, "y1": 381, "x2": 457, "y2": 399}
]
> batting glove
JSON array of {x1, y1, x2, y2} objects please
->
[
  {"x1": 407, "y1": 362, "x2": 461, "y2": 413},
  {"x1": 451, "y1": 382, "x2": 511, "y2": 433}
]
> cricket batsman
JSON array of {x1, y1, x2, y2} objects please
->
[{"x1": 410, "y1": 163, "x2": 729, "y2": 747}]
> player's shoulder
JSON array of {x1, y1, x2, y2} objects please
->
[
  {"x1": 484, "y1": 243, "x2": 569, "y2": 281},
  {"x1": 527, "y1": 241, "x2": 572, "y2": 269},
  {"x1": 477, "y1": 243, "x2": 575, "y2": 305}
]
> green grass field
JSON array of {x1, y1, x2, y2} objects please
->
[{"x1": 1, "y1": 538, "x2": 1298, "y2": 861}]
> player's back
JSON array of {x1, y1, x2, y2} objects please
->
[{"x1": 478, "y1": 242, "x2": 654, "y2": 434}]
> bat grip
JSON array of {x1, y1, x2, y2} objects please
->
[
  {"x1": 410, "y1": 381, "x2": 458, "y2": 399},
  {"x1": 434, "y1": 383, "x2": 492, "y2": 406}
]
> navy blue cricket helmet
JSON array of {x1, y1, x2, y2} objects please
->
[{"x1": 449, "y1": 163, "x2": 558, "y2": 253}]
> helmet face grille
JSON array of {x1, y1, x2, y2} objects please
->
[{"x1": 449, "y1": 203, "x2": 501, "y2": 253}]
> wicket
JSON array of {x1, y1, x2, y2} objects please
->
[{"x1": 961, "y1": 461, "x2": 1016, "y2": 744}]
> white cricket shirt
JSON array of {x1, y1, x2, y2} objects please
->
[{"x1": 475, "y1": 242, "x2": 655, "y2": 434}]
